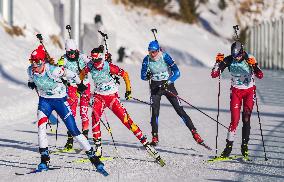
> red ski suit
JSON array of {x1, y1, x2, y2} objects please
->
[{"x1": 83, "y1": 61, "x2": 146, "y2": 144}]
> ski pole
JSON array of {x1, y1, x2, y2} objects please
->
[
  {"x1": 149, "y1": 80, "x2": 152, "y2": 117},
  {"x1": 215, "y1": 74, "x2": 221, "y2": 156},
  {"x1": 36, "y1": 34, "x2": 51, "y2": 60},
  {"x1": 100, "y1": 118, "x2": 116, "y2": 148},
  {"x1": 131, "y1": 97, "x2": 152, "y2": 106},
  {"x1": 66, "y1": 25, "x2": 72, "y2": 39},
  {"x1": 102, "y1": 113, "x2": 120, "y2": 157},
  {"x1": 165, "y1": 89, "x2": 228, "y2": 130},
  {"x1": 251, "y1": 79, "x2": 268, "y2": 161},
  {"x1": 55, "y1": 114, "x2": 59, "y2": 147},
  {"x1": 98, "y1": 30, "x2": 109, "y2": 54}
]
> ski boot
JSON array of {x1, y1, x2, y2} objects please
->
[
  {"x1": 191, "y1": 129, "x2": 204, "y2": 144},
  {"x1": 86, "y1": 147, "x2": 108, "y2": 176},
  {"x1": 82, "y1": 129, "x2": 89, "y2": 140},
  {"x1": 64, "y1": 131, "x2": 74, "y2": 150},
  {"x1": 149, "y1": 132, "x2": 159, "y2": 146},
  {"x1": 38, "y1": 147, "x2": 50, "y2": 172},
  {"x1": 241, "y1": 142, "x2": 249, "y2": 158},
  {"x1": 93, "y1": 138, "x2": 102, "y2": 158},
  {"x1": 220, "y1": 140, "x2": 234, "y2": 158}
]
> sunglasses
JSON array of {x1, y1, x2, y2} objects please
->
[
  {"x1": 67, "y1": 50, "x2": 77, "y2": 56},
  {"x1": 149, "y1": 50, "x2": 159, "y2": 54},
  {"x1": 91, "y1": 52, "x2": 102, "y2": 59},
  {"x1": 31, "y1": 59, "x2": 44, "y2": 67}
]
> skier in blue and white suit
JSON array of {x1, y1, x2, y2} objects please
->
[
  {"x1": 27, "y1": 45, "x2": 106, "y2": 173},
  {"x1": 141, "y1": 40, "x2": 204, "y2": 146}
]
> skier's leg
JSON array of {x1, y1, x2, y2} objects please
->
[
  {"x1": 80, "y1": 83, "x2": 91, "y2": 139},
  {"x1": 67, "y1": 85, "x2": 79, "y2": 117},
  {"x1": 221, "y1": 87, "x2": 243, "y2": 157},
  {"x1": 65, "y1": 85, "x2": 79, "y2": 149},
  {"x1": 165, "y1": 85, "x2": 205, "y2": 144},
  {"x1": 241, "y1": 87, "x2": 255, "y2": 157},
  {"x1": 91, "y1": 94, "x2": 106, "y2": 157},
  {"x1": 228, "y1": 87, "x2": 243, "y2": 141},
  {"x1": 37, "y1": 97, "x2": 53, "y2": 170},
  {"x1": 108, "y1": 95, "x2": 147, "y2": 145},
  {"x1": 55, "y1": 97, "x2": 103, "y2": 167}
]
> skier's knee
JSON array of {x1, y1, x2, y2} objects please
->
[
  {"x1": 242, "y1": 111, "x2": 251, "y2": 123},
  {"x1": 130, "y1": 123, "x2": 138, "y2": 132},
  {"x1": 68, "y1": 128, "x2": 81, "y2": 137}
]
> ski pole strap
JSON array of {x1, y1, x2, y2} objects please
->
[{"x1": 165, "y1": 89, "x2": 229, "y2": 130}]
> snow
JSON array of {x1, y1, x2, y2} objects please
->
[{"x1": 0, "y1": 0, "x2": 284, "y2": 181}]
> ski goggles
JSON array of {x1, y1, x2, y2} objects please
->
[
  {"x1": 91, "y1": 52, "x2": 103, "y2": 60},
  {"x1": 149, "y1": 50, "x2": 159, "y2": 55},
  {"x1": 66, "y1": 50, "x2": 77, "y2": 56},
  {"x1": 30, "y1": 59, "x2": 44, "y2": 67}
]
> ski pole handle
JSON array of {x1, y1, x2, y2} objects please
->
[
  {"x1": 151, "y1": 28, "x2": 157, "y2": 41},
  {"x1": 36, "y1": 33, "x2": 43, "y2": 41},
  {"x1": 36, "y1": 33, "x2": 52, "y2": 63},
  {"x1": 66, "y1": 25, "x2": 72, "y2": 39},
  {"x1": 98, "y1": 30, "x2": 109, "y2": 54},
  {"x1": 233, "y1": 25, "x2": 239, "y2": 40},
  {"x1": 98, "y1": 30, "x2": 108, "y2": 39}
]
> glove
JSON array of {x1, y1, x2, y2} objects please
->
[
  {"x1": 28, "y1": 82, "x2": 37, "y2": 90},
  {"x1": 61, "y1": 79, "x2": 70, "y2": 86},
  {"x1": 77, "y1": 82, "x2": 87, "y2": 94},
  {"x1": 125, "y1": 90, "x2": 131, "y2": 100},
  {"x1": 247, "y1": 57, "x2": 256, "y2": 66},
  {"x1": 216, "y1": 53, "x2": 224, "y2": 63},
  {"x1": 105, "y1": 52, "x2": 112, "y2": 62},
  {"x1": 159, "y1": 81, "x2": 169, "y2": 91},
  {"x1": 146, "y1": 72, "x2": 152, "y2": 80}
]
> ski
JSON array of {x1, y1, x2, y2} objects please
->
[
  {"x1": 96, "y1": 167, "x2": 109, "y2": 176},
  {"x1": 15, "y1": 167, "x2": 59, "y2": 175},
  {"x1": 144, "y1": 144, "x2": 166, "y2": 167},
  {"x1": 207, "y1": 155, "x2": 241, "y2": 163},
  {"x1": 96, "y1": 164, "x2": 109, "y2": 176},
  {"x1": 51, "y1": 148, "x2": 82, "y2": 154},
  {"x1": 235, "y1": 155, "x2": 251, "y2": 162},
  {"x1": 207, "y1": 155, "x2": 251, "y2": 163},
  {"x1": 74, "y1": 156, "x2": 115, "y2": 163}
]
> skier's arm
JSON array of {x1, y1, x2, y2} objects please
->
[
  {"x1": 141, "y1": 56, "x2": 150, "y2": 81},
  {"x1": 80, "y1": 54, "x2": 92, "y2": 64},
  {"x1": 79, "y1": 61, "x2": 93, "y2": 81},
  {"x1": 53, "y1": 66, "x2": 81, "y2": 84},
  {"x1": 164, "y1": 53, "x2": 180, "y2": 84},
  {"x1": 246, "y1": 55, "x2": 264, "y2": 79},
  {"x1": 211, "y1": 54, "x2": 230, "y2": 78},
  {"x1": 27, "y1": 66, "x2": 34, "y2": 82},
  {"x1": 27, "y1": 66, "x2": 37, "y2": 90},
  {"x1": 109, "y1": 63, "x2": 131, "y2": 92},
  {"x1": 252, "y1": 64, "x2": 263, "y2": 79}
]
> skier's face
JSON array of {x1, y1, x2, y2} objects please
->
[
  {"x1": 149, "y1": 50, "x2": 159, "y2": 59},
  {"x1": 32, "y1": 60, "x2": 45, "y2": 73},
  {"x1": 234, "y1": 53, "x2": 243, "y2": 61}
]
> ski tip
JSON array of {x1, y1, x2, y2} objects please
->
[
  {"x1": 96, "y1": 164, "x2": 109, "y2": 176},
  {"x1": 199, "y1": 142, "x2": 212, "y2": 151}
]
